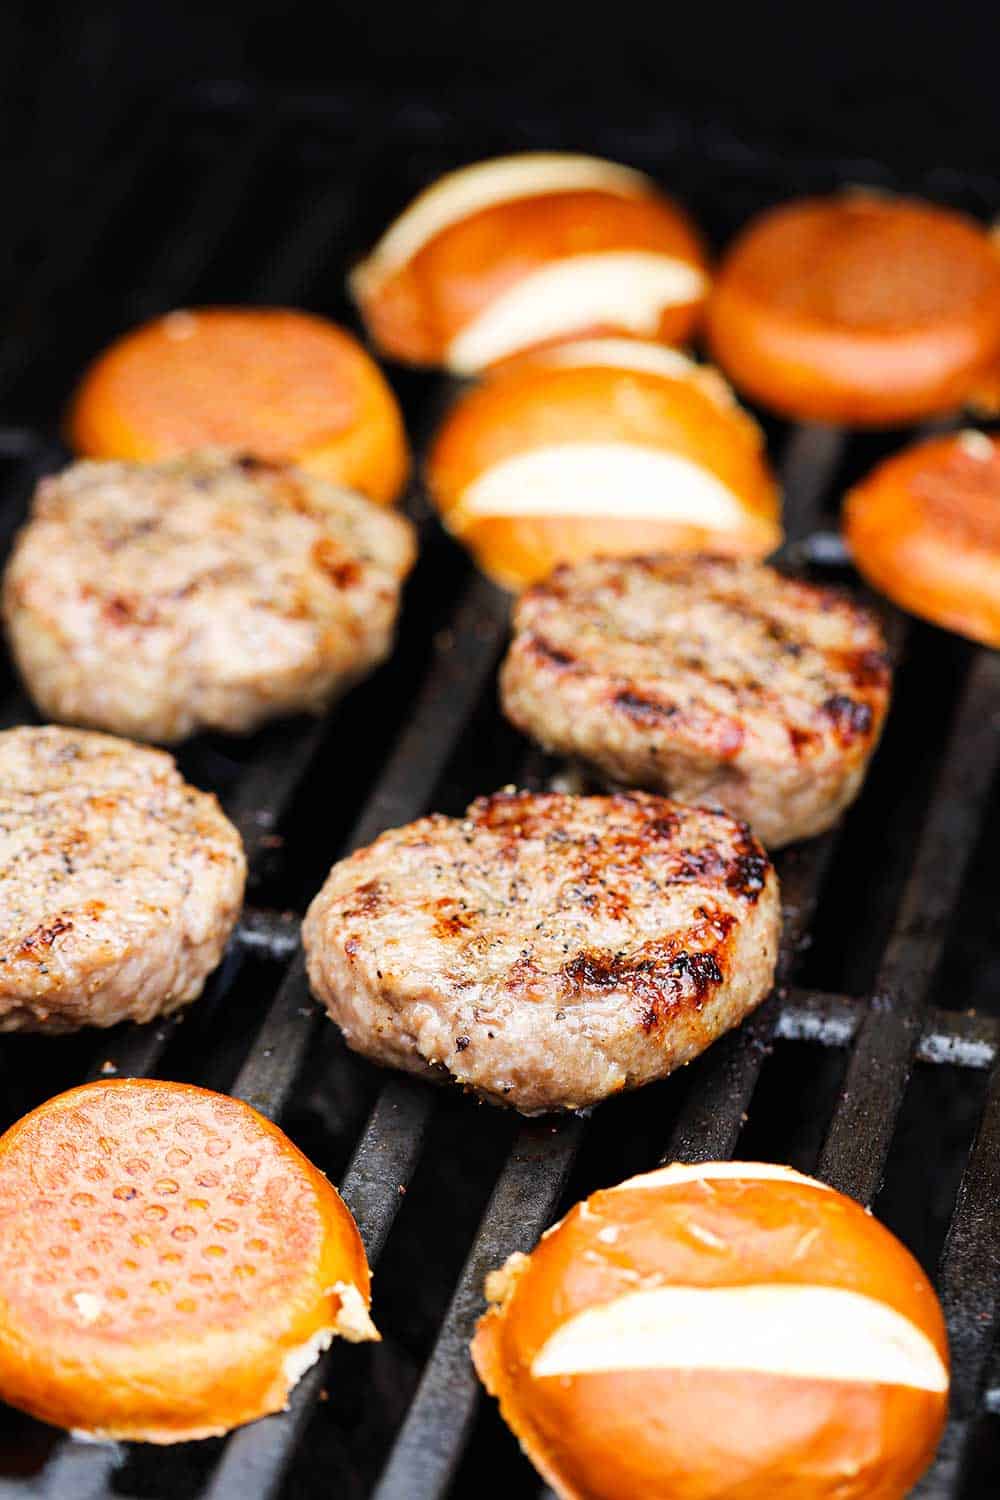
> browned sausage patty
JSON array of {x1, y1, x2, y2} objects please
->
[
  {"x1": 2, "y1": 451, "x2": 416, "y2": 743},
  {"x1": 0, "y1": 726, "x2": 246, "y2": 1032},
  {"x1": 303, "y1": 790, "x2": 779, "y2": 1114},
  {"x1": 500, "y1": 555, "x2": 891, "y2": 847}
]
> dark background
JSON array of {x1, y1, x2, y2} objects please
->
[{"x1": 6, "y1": 0, "x2": 1000, "y2": 174}]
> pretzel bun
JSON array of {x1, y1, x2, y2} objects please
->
[
  {"x1": 706, "y1": 192, "x2": 1000, "y2": 425},
  {"x1": 351, "y1": 153, "x2": 709, "y2": 371},
  {"x1": 968, "y1": 223, "x2": 1000, "y2": 415},
  {"x1": 0, "y1": 1080, "x2": 376, "y2": 1442},
  {"x1": 425, "y1": 341, "x2": 781, "y2": 589},
  {"x1": 844, "y1": 428, "x2": 1000, "y2": 647},
  {"x1": 473, "y1": 1161, "x2": 949, "y2": 1500},
  {"x1": 68, "y1": 307, "x2": 409, "y2": 504}
]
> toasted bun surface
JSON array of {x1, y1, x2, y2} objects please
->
[
  {"x1": 473, "y1": 1161, "x2": 948, "y2": 1499},
  {"x1": 426, "y1": 343, "x2": 780, "y2": 589},
  {"x1": 68, "y1": 307, "x2": 409, "y2": 504},
  {"x1": 0, "y1": 1080, "x2": 376, "y2": 1442},
  {"x1": 352, "y1": 153, "x2": 709, "y2": 370},
  {"x1": 844, "y1": 430, "x2": 1000, "y2": 646},
  {"x1": 706, "y1": 193, "x2": 1000, "y2": 425}
]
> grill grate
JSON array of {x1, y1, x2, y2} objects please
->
[{"x1": 0, "y1": 81, "x2": 999, "y2": 1500}]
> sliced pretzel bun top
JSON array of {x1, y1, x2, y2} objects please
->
[
  {"x1": 473, "y1": 1161, "x2": 948, "y2": 1500},
  {"x1": 844, "y1": 429, "x2": 1000, "y2": 647},
  {"x1": 706, "y1": 192, "x2": 1000, "y2": 426},
  {"x1": 0, "y1": 1080, "x2": 376, "y2": 1443},
  {"x1": 67, "y1": 307, "x2": 410, "y2": 505},
  {"x1": 425, "y1": 341, "x2": 781, "y2": 589},
  {"x1": 351, "y1": 153, "x2": 709, "y2": 371}
]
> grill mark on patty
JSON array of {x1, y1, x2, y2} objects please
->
[
  {"x1": 432, "y1": 897, "x2": 475, "y2": 938},
  {"x1": 342, "y1": 880, "x2": 384, "y2": 918},
  {"x1": 13, "y1": 916, "x2": 74, "y2": 959},
  {"x1": 835, "y1": 647, "x2": 892, "y2": 689},
  {"x1": 788, "y1": 725, "x2": 821, "y2": 758},
  {"x1": 821, "y1": 694, "x2": 874, "y2": 743},
  {"x1": 667, "y1": 831, "x2": 769, "y2": 903},
  {"x1": 727, "y1": 846, "x2": 770, "y2": 900},
  {"x1": 613, "y1": 690, "x2": 678, "y2": 724},
  {"x1": 558, "y1": 915, "x2": 735, "y2": 1033},
  {"x1": 526, "y1": 634, "x2": 578, "y2": 670},
  {"x1": 235, "y1": 453, "x2": 278, "y2": 475},
  {"x1": 467, "y1": 790, "x2": 770, "y2": 906},
  {"x1": 312, "y1": 537, "x2": 362, "y2": 589}
]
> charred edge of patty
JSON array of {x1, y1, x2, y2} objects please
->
[
  {"x1": 557, "y1": 912, "x2": 737, "y2": 1033},
  {"x1": 821, "y1": 693, "x2": 874, "y2": 745}
]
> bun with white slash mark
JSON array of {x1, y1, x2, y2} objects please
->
[
  {"x1": 425, "y1": 341, "x2": 781, "y2": 589},
  {"x1": 350, "y1": 154, "x2": 709, "y2": 371},
  {"x1": 473, "y1": 1161, "x2": 948, "y2": 1499}
]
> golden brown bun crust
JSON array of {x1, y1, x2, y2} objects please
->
[
  {"x1": 425, "y1": 359, "x2": 781, "y2": 590},
  {"x1": 706, "y1": 194, "x2": 1000, "y2": 425},
  {"x1": 68, "y1": 307, "x2": 410, "y2": 505},
  {"x1": 356, "y1": 188, "x2": 708, "y2": 367},
  {"x1": 844, "y1": 431, "x2": 1000, "y2": 646},
  {"x1": 0, "y1": 1080, "x2": 375, "y2": 1442},
  {"x1": 473, "y1": 1166, "x2": 948, "y2": 1499}
]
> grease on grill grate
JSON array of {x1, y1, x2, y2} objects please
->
[{"x1": 0, "y1": 83, "x2": 998, "y2": 1500}]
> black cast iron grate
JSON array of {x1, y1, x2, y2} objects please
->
[{"x1": 0, "y1": 81, "x2": 998, "y2": 1499}]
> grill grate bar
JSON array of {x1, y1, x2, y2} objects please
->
[
  {"x1": 776, "y1": 989, "x2": 1000, "y2": 1071},
  {"x1": 70, "y1": 909, "x2": 300, "y2": 1089},
  {"x1": 659, "y1": 830, "x2": 842, "y2": 1165},
  {"x1": 775, "y1": 424, "x2": 845, "y2": 546},
  {"x1": 372, "y1": 1116, "x2": 586, "y2": 1500},
  {"x1": 818, "y1": 648, "x2": 1000, "y2": 1204},
  {"x1": 204, "y1": 1077, "x2": 437, "y2": 1500},
  {"x1": 346, "y1": 576, "x2": 510, "y2": 852},
  {"x1": 932, "y1": 1056, "x2": 1000, "y2": 1416},
  {"x1": 234, "y1": 907, "x2": 301, "y2": 962},
  {"x1": 228, "y1": 722, "x2": 334, "y2": 879}
]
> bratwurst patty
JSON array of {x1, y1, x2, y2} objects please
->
[
  {"x1": 0, "y1": 726, "x2": 246, "y2": 1033},
  {"x1": 501, "y1": 555, "x2": 891, "y2": 847},
  {"x1": 2, "y1": 451, "x2": 416, "y2": 743},
  {"x1": 303, "y1": 790, "x2": 779, "y2": 1114}
]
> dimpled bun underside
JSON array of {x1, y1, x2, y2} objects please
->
[
  {"x1": 68, "y1": 307, "x2": 410, "y2": 505},
  {"x1": 473, "y1": 1161, "x2": 949, "y2": 1499},
  {"x1": 0, "y1": 1080, "x2": 376, "y2": 1442}
]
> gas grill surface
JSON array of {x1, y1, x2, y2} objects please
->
[{"x1": 1, "y1": 83, "x2": 999, "y2": 1500}]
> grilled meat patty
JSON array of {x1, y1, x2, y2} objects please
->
[
  {"x1": 0, "y1": 726, "x2": 246, "y2": 1033},
  {"x1": 500, "y1": 555, "x2": 891, "y2": 847},
  {"x1": 2, "y1": 451, "x2": 416, "y2": 743},
  {"x1": 303, "y1": 790, "x2": 780, "y2": 1114}
]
